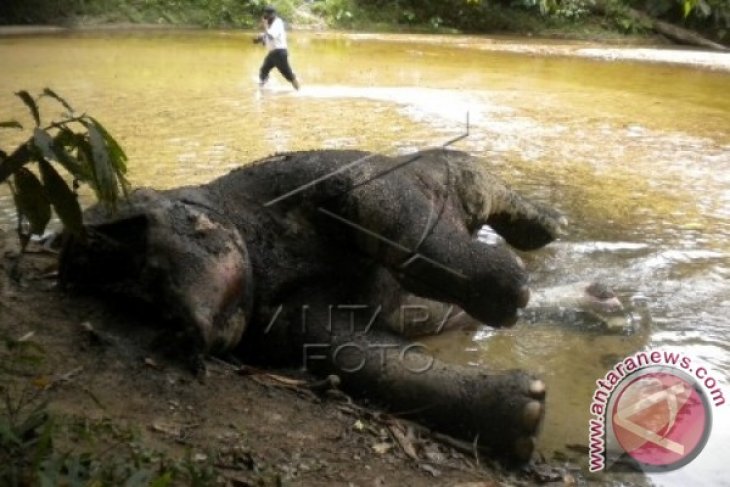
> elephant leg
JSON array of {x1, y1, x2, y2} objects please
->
[
  {"x1": 366, "y1": 268, "x2": 472, "y2": 337},
  {"x1": 286, "y1": 296, "x2": 546, "y2": 463},
  {"x1": 329, "y1": 175, "x2": 530, "y2": 327},
  {"x1": 319, "y1": 149, "x2": 568, "y2": 326}
]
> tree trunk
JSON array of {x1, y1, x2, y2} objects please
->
[{"x1": 595, "y1": 1, "x2": 729, "y2": 51}]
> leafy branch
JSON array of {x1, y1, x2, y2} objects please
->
[{"x1": 0, "y1": 89, "x2": 130, "y2": 250}]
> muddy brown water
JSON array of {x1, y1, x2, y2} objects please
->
[{"x1": 1, "y1": 30, "x2": 728, "y2": 486}]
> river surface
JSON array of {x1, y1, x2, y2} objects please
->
[{"x1": 1, "y1": 30, "x2": 728, "y2": 486}]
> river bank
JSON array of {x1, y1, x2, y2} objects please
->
[
  {"x1": 2, "y1": 0, "x2": 727, "y2": 49},
  {"x1": 2, "y1": 24, "x2": 728, "y2": 72},
  {"x1": 312, "y1": 31, "x2": 730, "y2": 71}
]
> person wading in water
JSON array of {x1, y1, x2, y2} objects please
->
[{"x1": 254, "y1": 5, "x2": 300, "y2": 90}]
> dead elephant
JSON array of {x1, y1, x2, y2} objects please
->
[{"x1": 60, "y1": 149, "x2": 566, "y2": 462}]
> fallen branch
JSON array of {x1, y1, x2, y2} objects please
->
[
  {"x1": 594, "y1": 1, "x2": 729, "y2": 51},
  {"x1": 42, "y1": 365, "x2": 84, "y2": 390},
  {"x1": 207, "y1": 357, "x2": 341, "y2": 395},
  {"x1": 627, "y1": 7, "x2": 729, "y2": 51},
  {"x1": 387, "y1": 421, "x2": 419, "y2": 461}
]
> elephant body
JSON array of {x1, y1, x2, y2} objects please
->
[{"x1": 60, "y1": 149, "x2": 566, "y2": 462}]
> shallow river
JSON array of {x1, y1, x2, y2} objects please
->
[{"x1": 1, "y1": 30, "x2": 728, "y2": 486}]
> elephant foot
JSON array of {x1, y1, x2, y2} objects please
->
[
  {"x1": 317, "y1": 328, "x2": 547, "y2": 463},
  {"x1": 470, "y1": 371, "x2": 546, "y2": 462},
  {"x1": 409, "y1": 367, "x2": 546, "y2": 462}
]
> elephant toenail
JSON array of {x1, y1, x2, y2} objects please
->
[
  {"x1": 529, "y1": 380, "x2": 546, "y2": 398},
  {"x1": 515, "y1": 255, "x2": 526, "y2": 270},
  {"x1": 514, "y1": 436, "x2": 536, "y2": 462},
  {"x1": 518, "y1": 286, "x2": 530, "y2": 308},
  {"x1": 523, "y1": 401, "x2": 542, "y2": 429}
]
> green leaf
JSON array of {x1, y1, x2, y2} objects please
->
[
  {"x1": 87, "y1": 117, "x2": 130, "y2": 197},
  {"x1": 34, "y1": 127, "x2": 88, "y2": 180},
  {"x1": 13, "y1": 167, "x2": 51, "y2": 236},
  {"x1": 66, "y1": 454, "x2": 89, "y2": 487},
  {"x1": 53, "y1": 129, "x2": 90, "y2": 180},
  {"x1": 32, "y1": 412, "x2": 54, "y2": 470},
  {"x1": 33, "y1": 128, "x2": 58, "y2": 161},
  {"x1": 124, "y1": 470, "x2": 153, "y2": 487},
  {"x1": 15, "y1": 90, "x2": 41, "y2": 127},
  {"x1": 42, "y1": 88, "x2": 74, "y2": 114},
  {"x1": 39, "y1": 160, "x2": 84, "y2": 236},
  {"x1": 0, "y1": 120, "x2": 23, "y2": 130},
  {"x1": 84, "y1": 122, "x2": 118, "y2": 205},
  {"x1": 38, "y1": 468, "x2": 60, "y2": 487},
  {"x1": 0, "y1": 141, "x2": 34, "y2": 184},
  {"x1": 37, "y1": 455, "x2": 63, "y2": 487},
  {"x1": 697, "y1": 0, "x2": 711, "y2": 16},
  {"x1": 149, "y1": 472, "x2": 174, "y2": 487},
  {"x1": 0, "y1": 419, "x2": 23, "y2": 445},
  {"x1": 87, "y1": 116, "x2": 128, "y2": 172},
  {"x1": 17, "y1": 407, "x2": 48, "y2": 438},
  {"x1": 75, "y1": 137, "x2": 106, "y2": 203}
]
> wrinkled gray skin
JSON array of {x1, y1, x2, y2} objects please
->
[{"x1": 61, "y1": 149, "x2": 566, "y2": 462}]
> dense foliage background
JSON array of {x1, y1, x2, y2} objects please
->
[{"x1": 0, "y1": 0, "x2": 728, "y2": 44}]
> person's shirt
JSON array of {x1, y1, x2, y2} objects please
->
[{"x1": 264, "y1": 17, "x2": 287, "y2": 50}]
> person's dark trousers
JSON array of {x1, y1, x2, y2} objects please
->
[{"x1": 259, "y1": 48, "x2": 297, "y2": 84}]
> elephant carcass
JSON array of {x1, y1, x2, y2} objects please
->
[{"x1": 60, "y1": 149, "x2": 566, "y2": 462}]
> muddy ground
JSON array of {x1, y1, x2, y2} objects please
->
[{"x1": 0, "y1": 228, "x2": 579, "y2": 486}]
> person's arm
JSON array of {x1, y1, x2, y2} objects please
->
[{"x1": 253, "y1": 17, "x2": 269, "y2": 44}]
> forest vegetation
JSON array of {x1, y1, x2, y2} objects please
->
[{"x1": 0, "y1": 0, "x2": 728, "y2": 47}]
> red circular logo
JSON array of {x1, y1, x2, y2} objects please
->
[{"x1": 611, "y1": 370, "x2": 711, "y2": 470}]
